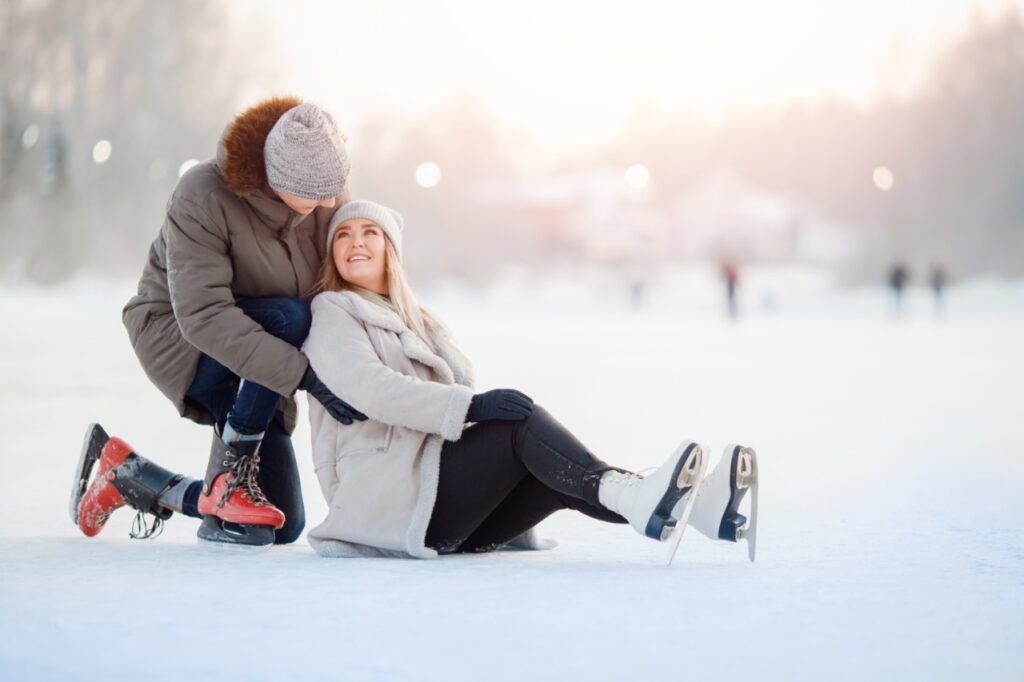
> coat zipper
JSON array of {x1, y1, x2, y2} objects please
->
[{"x1": 283, "y1": 213, "x2": 306, "y2": 294}]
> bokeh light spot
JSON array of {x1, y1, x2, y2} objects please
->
[
  {"x1": 625, "y1": 164, "x2": 651, "y2": 189},
  {"x1": 21, "y1": 124, "x2": 40, "y2": 149},
  {"x1": 92, "y1": 140, "x2": 112, "y2": 164},
  {"x1": 873, "y1": 166, "x2": 894, "y2": 191},
  {"x1": 415, "y1": 162, "x2": 441, "y2": 188},
  {"x1": 178, "y1": 159, "x2": 199, "y2": 178}
]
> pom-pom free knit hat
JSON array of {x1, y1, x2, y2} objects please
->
[
  {"x1": 327, "y1": 200, "x2": 405, "y2": 261},
  {"x1": 264, "y1": 103, "x2": 350, "y2": 200}
]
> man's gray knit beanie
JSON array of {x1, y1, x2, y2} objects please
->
[
  {"x1": 327, "y1": 200, "x2": 405, "y2": 262},
  {"x1": 264, "y1": 103, "x2": 350, "y2": 201}
]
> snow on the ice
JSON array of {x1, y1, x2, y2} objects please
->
[{"x1": 1, "y1": 270, "x2": 1022, "y2": 681}]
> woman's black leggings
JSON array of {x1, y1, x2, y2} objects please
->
[{"x1": 425, "y1": 405, "x2": 627, "y2": 554}]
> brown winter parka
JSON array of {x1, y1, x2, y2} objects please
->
[{"x1": 122, "y1": 97, "x2": 348, "y2": 433}]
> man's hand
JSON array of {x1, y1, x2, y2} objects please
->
[{"x1": 299, "y1": 366, "x2": 368, "y2": 425}]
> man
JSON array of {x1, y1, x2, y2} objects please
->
[{"x1": 71, "y1": 97, "x2": 365, "y2": 547}]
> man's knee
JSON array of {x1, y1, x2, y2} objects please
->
[
  {"x1": 243, "y1": 298, "x2": 312, "y2": 348},
  {"x1": 273, "y1": 298, "x2": 312, "y2": 348},
  {"x1": 274, "y1": 510, "x2": 306, "y2": 545},
  {"x1": 260, "y1": 421, "x2": 305, "y2": 543}
]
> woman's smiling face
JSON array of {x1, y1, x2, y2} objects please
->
[{"x1": 332, "y1": 218, "x2": 388, "y2": 294}]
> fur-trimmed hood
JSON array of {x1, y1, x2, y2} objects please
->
[{"x1": 215, "y1": 96, "x2": 302, "y2": 196}]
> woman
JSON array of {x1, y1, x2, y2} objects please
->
[{"x1": 302, "y1": 200, "x2": 759, "y2": 560}]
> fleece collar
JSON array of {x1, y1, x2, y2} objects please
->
[{"x1": 326, "y1": 291, "x2": 474, "y2": 388}]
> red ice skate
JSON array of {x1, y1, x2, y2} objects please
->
[
  {"x1": 196, "y1": 434, "x2": 284, "y2": 546},
  {"x1": 71, "y1": 424, "x2": 181, "y2": 539}
]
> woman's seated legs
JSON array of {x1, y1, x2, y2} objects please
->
[
  {"x1": 457, "y1": 475, "x2": 626, "y2": 553},
  {"x1": 426, "y1": 404, "x2": 627, "y2": 554},
  {"x1": 426, "y1": 419, "x2": 530, "y2": 553},
  {"x1": 511, "y1": 405, "x2": 626, "y2": 509}
]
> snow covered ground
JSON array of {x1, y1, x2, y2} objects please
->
[{"x1": 1, "y1": 272, "x2": 1022, "y2": 681}]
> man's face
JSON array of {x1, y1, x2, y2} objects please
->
[{"x1": 276, "y1": 190, "x2": 336, "y2": 216}]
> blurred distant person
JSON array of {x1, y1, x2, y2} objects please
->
[
  {"x1": 629, "y1": 279, "x2": 645, "y2": 311},
  {"x1": 70, "y1": 97, "x2": 366, "y2": 549},
  {"x1": 930, "y1": 265, "x2": 949, "y2": 318},
  {"x1": 888, "y1": 262, "x2": 910, "y2": 318},
  {"x1": 721, "y1": 259, "x2": 740, "y2": 319}
]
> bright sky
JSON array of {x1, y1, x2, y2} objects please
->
[{"x1": 228, "y1": 0, "x2": 1020, "y2": 154}]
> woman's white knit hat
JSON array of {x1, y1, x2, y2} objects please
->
[
  {"x1": 327, "y1": 200, "x2": 405, "y2": 261},
  {"x1": 264, "y1": 103, "x2": 350, "y2": 201}
]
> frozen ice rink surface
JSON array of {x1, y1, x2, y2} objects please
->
[{"x1": 1, "y1": 277, "x2": 1021, "y2": 681}]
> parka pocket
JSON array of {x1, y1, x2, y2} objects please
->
[{"x1": 335, "y1": 419, "x2": 394, "y2": 458}]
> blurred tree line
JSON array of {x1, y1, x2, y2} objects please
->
[
  {"x1": 1, "y1": 4, "x2": 1021, "y2": 284},
  {"x1": 345, "y1": 97, "x2": 524, "y2": 286},
  {"x1": 0, "y1": 0, "x2": 267, "y2": 282},
  {"x1": 603, "y1": 10, "x2": 1024, "y2": 279},
  {"x1": 358, "y1": 11, "x2": 1024, "y2": 283}
]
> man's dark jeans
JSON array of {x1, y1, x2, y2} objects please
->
[
  {"x1": 185, "y1": 297, "x2": 312, "y2": 436},
  {"x1": 181, "y1": 297, "x2": 310, "y2": 544}
]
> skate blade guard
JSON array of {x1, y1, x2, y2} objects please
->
[
  {"x1": 70, "y1": 423, "x2": 110, "y2": 525},
  {"x1": 197, "y1": 516, "x2": 275, "y2": 552},
  {"x1": 664, "y1": 442, "x2": 709, "y2": 565}
]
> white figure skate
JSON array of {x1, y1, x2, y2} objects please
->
[
  {"x1": 686, "y1": 444, "x2": 759, "y2": 562},
  {"x1": 600, "y1": 441, "x2": 707, "y2": 554}
]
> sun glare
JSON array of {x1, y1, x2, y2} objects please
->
[{"x1": 231, "y1": 0, "x2": 1018, "y2": 155}]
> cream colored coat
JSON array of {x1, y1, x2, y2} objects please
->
[
  {"x1": 304, "y1": 290, "x2": 555, "y2": 558},
  {"x1": 302, "y1": 290, "x2": 476, "y2": 558}
]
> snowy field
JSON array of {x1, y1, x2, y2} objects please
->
[{"x1": 1, "y1": 272, "x2": 1022, "y2": 681}]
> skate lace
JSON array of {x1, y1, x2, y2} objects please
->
[
  {"x1": 217, "y1": 453, "x2": 272, "y2": 508},
  {"x1": 129, "y1": 510, "x2": 164, "y2": 540},
  {"x1": 605, "y1": 470, "x2": 643, "y2": 487}
]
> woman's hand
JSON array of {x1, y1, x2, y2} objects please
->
[
  {"x1": 299, "y1": 366, "x2": 368, "y2": 425},
  {"x1": 466, "y1": 389, "x2": 533, "y2": 423}
]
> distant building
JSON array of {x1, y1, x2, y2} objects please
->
[
  {"x1": 473, "y1": 166, "x2": 861, "y2": 268},
  {"x1": 670, "y1": 168, "x2": 860, "y2": 265}
]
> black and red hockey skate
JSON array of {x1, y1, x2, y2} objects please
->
[
  {"x1": 71, "y1": 423, "x2": 182, "y2": 539},
  {"x1": 195, "y1": 434, "x2": 285, "y2": 548}
]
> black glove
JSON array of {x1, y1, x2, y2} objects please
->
[
  {"x1": 466, "y1": 389, "x2": 533, "y2": 423},
  {"x1": 299, "y1": 366, "x2": 368, "y2": 425}
]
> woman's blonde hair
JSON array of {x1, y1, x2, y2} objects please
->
[{"x1": 311, "y1": 230, "x2": 439, "y2": 352}]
